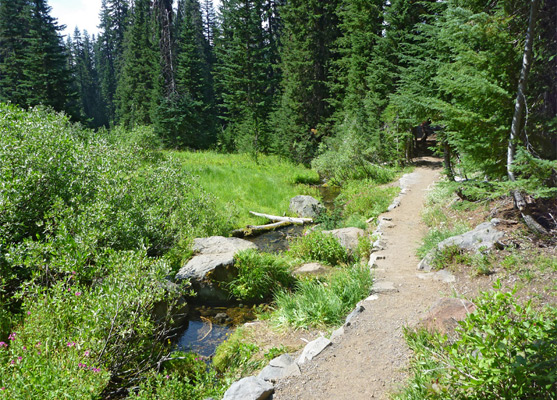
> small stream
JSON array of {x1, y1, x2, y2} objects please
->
[{"x1": 176, "y1": 185, "x2": 341, "y2": 357}]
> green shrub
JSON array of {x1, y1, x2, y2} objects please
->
[
  {"x1": 288, "y1": 231, "x2": 349, "y2": 266},
  {"x1": 398, "y1": 286, "x2": 557, "y2": 400},
  {"x1": 227, "y1": 250, "x2": 296, "y2": 303},
  {"x1": 272, "y1": 264, "x2": 373, "y2": 328},
  {"x1": 212, "y1": 328, "x2": 264, "y2": 377}
]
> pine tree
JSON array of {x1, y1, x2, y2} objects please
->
[
  {"x1": 97, "y1": 0, "x2": 129, "y2": 124},
  {"x1": 155, "y1": 0, "x2": 216, "y2": 148},
  {"x1": 115, "y1": 0, "x2": 158, "y2": 127},
  {"x1": 272, "y1": 0, "x2": 342, "y2": 163},
  {"x1": 215, "y1": 0, "x2": 277, "y2": 156},
  {"x1": 0, "y1": 0, "x2": 72, "y2": 113}
]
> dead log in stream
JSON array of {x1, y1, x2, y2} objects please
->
[
  {"x1": 248, "y1": 211, "x2": 313, "y2": 224},
  {"x1": 231, "y1": 212, "x2": 313, "y2": 238}
]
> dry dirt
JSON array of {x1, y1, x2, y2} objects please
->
[{"x1": 271, "y1": 157, "x2": 452, "y2": 400}]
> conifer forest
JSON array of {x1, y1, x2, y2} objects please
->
[{"x1": 0, "y1": 0, "x2": 556, "y2": 399}]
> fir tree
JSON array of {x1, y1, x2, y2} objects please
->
[
  {"x1": 97, "y1": 0, "x2": 129, "y2": 124},
  {"x1": 272, "y1": 0, "x2": 342, "y2": 163},
  {"x1": 115, "y1": 0, "x2": 158, "y2": 127},
  {"x1": 0, "y1": 0, "x2": 72, "y2": 113},
  {"x1": 215, "y1": 0, "x2": 277, "y2": 156}
]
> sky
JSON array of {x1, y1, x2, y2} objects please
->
[{"x1": 49, "y1": 0, "x2": 222, "y2": 38}]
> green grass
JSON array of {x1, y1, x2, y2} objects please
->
[
  {"x1": 271, "y1": 264, "x2": 373, "y2": 329},
  {"x1": 168, "y1": 151, "x2": 320, "y2": 228},
  {"x1": 417, "y1": 224, "x2": 470, "y2": 259}
]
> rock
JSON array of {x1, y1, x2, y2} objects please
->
[
  {"x1": 293, "y1": 263, "x2": 332, "y2": 277},
  {"x1": 364, "y1": 294, "x2": 379, "y2": 302},
  {"x1": 439, "y1": 220, "x2": 504, "y2": 253},
  {"x1": 368, "y1": 254, "x2": 379, "y2": 269},
  {"x1": 289, "y1": 195, "x2": 325, "y2": 218},
  {"x1": 372, "y1": 281, "x2": 398, "y2": 294},
  {"x1": 344, "y1": 305, "x2": 365, "y2": 326},
  {"x1": 258, "y1": 354, "x2": 301, "y2": 383},
  {"x1": 222, "y1": 376, "x2": 273, "y2": 400},
  {"x1": 417, "y1": 220, "x2": 504, "y2": 272},
  {"x1": 330, "y1": 326, "x2": 345, "y2": 342},
  {"x1": 177, "y1": 253, "x2": 236, "y2": 282},
  {"x1": 193, "y1": 236, "x2": 257, "y2": 255},
  {"x1": 322, "y1": 227, "x2": 366, "y2": 255},
  {"x1": 433, "y1": 269, "x2": 456, "y2": 283},
  {"x1": 297, "y1": 337, "x2": 332, "y2": 365},
  {"x1": 417, "y1": 298, "x2": 476, "y2": 337}
]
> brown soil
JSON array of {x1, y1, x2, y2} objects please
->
[{"x1": 271, "y1": 157, "x2": 449, "y2": 399}]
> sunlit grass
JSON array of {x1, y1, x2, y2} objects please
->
[{"x1": 168, "y1": 151, "x2": 320, "y2": 228}]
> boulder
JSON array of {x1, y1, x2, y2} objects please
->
[
  {"x1": 297, "y1": 337, "x2": 331, "y2": 365},
  {"x1": 322, "y1": 227, "x2": 366, "y2": 255},
  {"x1": 418, "y1": 220, "x2": 504, "y2": 272},
  {"x1": 293, "y1": 263, "x2": 332, "y2": 277},
  {"x1": 222, "y1": 376, "x2": 273, "y2": 400},
  {"x1": 175, "y1": 236, "x2": 257, "y2": 304},
  {"x1": 258, "y1": 354, "x2": 301, "y2": 383},
  {"x1": 289, "y1": 195, "x2": 325, "y2": 218},
  {"x1": 417, "y1": 298, "x2": 476, "y2": 337},
  {"x1": 192, "y1": 236, "x2": 257, "y2": 255}
]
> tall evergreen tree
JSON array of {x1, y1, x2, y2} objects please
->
[
  {"x1": 0, "y1": 0, "x2": 72, "y2": 113},
  {"x1": 272, "y1": 0, "x2": 342, "y2": 163},
  {"x1": 115, "y1": 0, "x2": 158, "y2": 127},
  {"x1": 155, "y1": 0, "x2": 216, "y2": 148},
  {"x1": 215, "y1": 0, "x2": 277, "y2": 155},
  {"x1": 96, "y1": 0, "x2": 129, "y2": 124}
]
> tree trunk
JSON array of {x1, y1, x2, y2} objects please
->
[{"x1": 507, "y1": 0, "x2": 547, "y2": 235}]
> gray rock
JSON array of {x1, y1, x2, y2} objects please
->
[
  {"x1": 293, "y1": 263, "x2": 332, "y2": 276},
  {"x1": 177, "y1": 253, "x2": 235, "y2": 282},
  {"x1": 289, "y1": 195, "x2": 325, "y2": 218},
  {"x1": 330, "y1": 326, "x2": 345, "y2": 342},
  {"x1": 322, "y1": 227, "x2": 366, "y2": 255},
  {"x1": 258, "y1": 354, "x2": 301, "y2": 383},
  {"x1": 344, "y1": 305, "x2": 365, "y2": 326},
  {"x1": 372, "y1": 281, "x2": 398, "y2": 294},
  {"x1": 193, "y1": 236, "x2": 257, "y2": 255},
  {"x1": 297, "y1": 337, "x2": 331, "y2": 364},
  {"x1": 417, "y1": 298, "x2": 476, "y2": 337},
  {"x1": 434, "y1": 269, "x2": 456, "y2": 283},
  {"x1": 222, "y1": 376, "x2": 273, "y2": 400},
  {"x1": 418, "y1": 220, "x2": 504, "y2": 271}
]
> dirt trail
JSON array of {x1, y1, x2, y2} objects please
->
[{"x1": 273, "y1": 157, "x2": 446, "y2": 400}]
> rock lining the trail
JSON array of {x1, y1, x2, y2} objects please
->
[
  {"x1": 222, "y1": 376, "x2": 274, "y2": 400},
  {"x1": 258, "y1": 354, "x2": 301, "y2": 383},
  {"x1": 297, "y1": 337, "x2": 332, "y2": 365},
  {"x1": 418, "y1": 219, "x2": 504, "y2": 272}
]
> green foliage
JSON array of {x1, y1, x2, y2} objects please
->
[
  {"x1": 169, "y1": 151, "x2": 319, "y2": 228},
  {"x1": 212, "y1": 328, "x2": 264, "y2": 376},
  {"x1": 336, "y1": 179, "x2": 400, "y2": 221},
  {"x1": 398, "y1": 288, "x2": 557, "y2": 399},
  {"x1": 272, "y1": 264, "x2": 373, "y2": 328},
  {"x1": 228, "y1": 250, "x2": 296, "y2": 303},
  {"x1": 288, "y1": 231, "x2": 349, "y2": 266},
  {"x1": 417, "y1": 224, "x2": 469, "y2": 259}
]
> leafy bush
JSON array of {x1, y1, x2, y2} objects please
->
[
  {"x1": 288, "y1": 231, "x2": 349, "y2": 266},
  {"x1": 272, "y1": 264, "x2": 373, "y2": 328},
  {"x1": 227, "y1": 250, "x2": 296, "y2": 303},
  {"x1": 398, "y1": 287, "x2": 557, "y2": 400}
]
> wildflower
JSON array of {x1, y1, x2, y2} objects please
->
[
  {"x1": 22, "y1": 346, "x2": 27, "y2": 351},
  {"x1": 67, "y1": 342, "x2": 76, "y2": 347},
  {"x1": 8, "y1": 333, "x2": 15, "y2": 341},
  {"x1": 17, "y1": 356, "x2": 22, "y2": 361},
  {"x1": 84, "y1": 350, "x2": 90, "y2": 357},
  {"x1": 75, "y1": 292, "x2": 81, "y2": 296},
  {"x1": 10, "y1": 360, "x2": 15, "y2": 365},
  {"x1": 92, "y1": 368, "x2": 100, "y2": 373},
  {"x1": 27, "y1": 311, "x2": 31, "y2": 315},
  {"x1": 165, "y1": 375, "x2": 169, "y2": 379},
  {"x1": 0, "y1": 387, "x2": 5, "y2": 391},
  {"x1": 0, "y1": 342, "x2": 7, "y2": 348},
  {"x1": 72, "y1": 271, "x2": 76, "y2": 275},
  {"x1": 36, "y1": 342, "x2": 41, "y2": 347}
]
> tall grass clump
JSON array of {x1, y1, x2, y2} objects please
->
[
  {"x1": 272, "y1": 265, "x2": 373, "y2": 329},
  {"x1": 396, "y1": 285, "x2": 557, "y2": 400},
  {"x1": 227, "y1": 250, "x2": 296, "y2": 303},
  {"x1": 335, "y1": 179, "x2": 400, "y2": 222},
  {"x1": 288, "y1": 231, "x2": 349, "y2": 266}
]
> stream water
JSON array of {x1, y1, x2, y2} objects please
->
[{"x1": 176, "y1": 185, "x2": 341, "y2": 357}]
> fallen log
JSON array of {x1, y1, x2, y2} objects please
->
[
  {"x1": 249, "y1": 211, "x2": 313, "y2": 224},
  {"x1": 231, "y1": 220, "x2": 293, "y2": 238}
]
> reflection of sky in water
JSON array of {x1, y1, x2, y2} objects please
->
[{"x1": 176, "y1": 320, "x2": 233, "y2": 358}]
